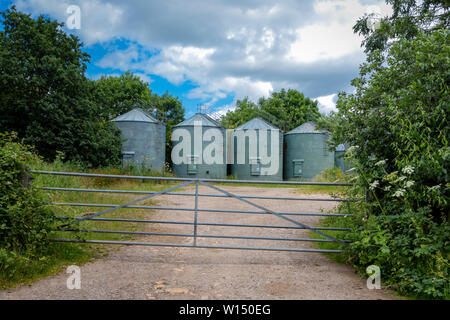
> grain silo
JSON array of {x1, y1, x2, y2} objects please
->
[
  {"x1": 284, "y1": 121, "x2": 334, "y2": 180},
  {"x1": 112, "y1": 108, "x2": 166, "y2": 171},
  {"x1": 334, "y1": 144, "x2": 346, "y2": 172},
  {"x1": 230, "y1": 117, "x2": 283, "y2": 181},
  {"x1": 171, "y1": 113, "x2": 227, "y2": 179},
  {"x1": 334, "y1": 143, "x2": 352, "y2": 173}
]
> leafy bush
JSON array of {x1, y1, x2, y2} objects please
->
[
  {"x1": 349, "y1": 210, "x2": 449, "y2": 299},
  {"x1": 326, "y1": 196, "x2": 449, "y2": 299},
  {"x1": 0, "y1": 133, "x2": 55, "y2": 254},
  {"x1": 326, "y1": 30, "x2": 450, "y2": 299}
]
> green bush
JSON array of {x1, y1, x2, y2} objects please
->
[
  {"x1": 326, "y1": 30, "x2": 450, "y2": 299},
  {"x1": 0, "y1": 132, "x2": 56, "y2": 254},
  {"x1": 326, "y1": 198, "x2": 449, "y2": 299}
]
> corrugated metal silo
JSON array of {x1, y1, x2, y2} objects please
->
[
  {"x1": 171, "y1": 113, "x2": 227, "y2": 179},
  {"x1": 230, "y1": 117, "x2": 283, "y2": 181},
  {"x1": 334, "y1": 143, "x2": 352, "y2": 173},
  {"x1": 284, "y1": 121, "x2": 334, "y2": 180},
  {"x1": 112, "y1": 108, "x2": 166, "y2": 171},
  {"x1": 334, "y1": 144, "x2": 346, "y2": 172}
]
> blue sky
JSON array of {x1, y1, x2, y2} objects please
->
[{"x1": 0, "y1": 0, "x2": 392, "y2": 118}]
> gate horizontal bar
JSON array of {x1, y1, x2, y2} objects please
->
[
  {"x1": 51, "y1": 238, "x2": 344, "y2": 253},
  {"x1": 33, "y1": 170, "x2": 354, "y2": 186},
  {"x1": 52, "y1": 202, "x2": 351, "y2": 217},
  {"x1": 201, "y1": 180, "x2": 348, "y2": 245},
  {"x1": 42, "y1": 187, "x2": 358, "y2": 202},
  {"x1": 65, "y1": 228, "x2": 351, "y2": 243},
  {"x1": 57, "y1": 216, "x2": 350, "y2": 231}
]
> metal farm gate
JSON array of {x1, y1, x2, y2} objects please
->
[{"x1": 33, "y1": 171, "x2": 354, "y2": 254}]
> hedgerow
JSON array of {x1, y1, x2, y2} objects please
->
[
  {"x1": 0, "y1": 133, "x2": 56, "y2": 278},
  {"x1": 326, "y1": 30, "x2": 450, "y2": 299}
]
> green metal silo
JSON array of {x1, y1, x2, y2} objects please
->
[
  {"x1": 334, "y1": 144, "x2": 345, "y2": 172},
  {"x1": 112, "y1": 108, "x2": 166, "y2": 171},
  {"x1": 283, "y1": 121, "x2": 334, "y2": 180},
  {"x1": 334, "y1": 143, "x2": 352, "y2": 173},
  {"x1": 230, "y1": 117, "x2": 283, "y2": 181},
  {"x1": 171, "y1": 113, "x2": 227, "y2": 179}
]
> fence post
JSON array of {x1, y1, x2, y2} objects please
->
[
  {"x1": 193, "y1": 179, "x2": 199, "y2": 246},
  {"x1": 21, "y1": 172, "x2": 33, "y2": 189}
]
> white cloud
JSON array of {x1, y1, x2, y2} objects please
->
[
  {"x1": 287, "y1": 0, "x2": 392, "y2": 63},
  {"x1": 96, "y1": 45, "x2": 273, "y2": 103},
  {"x1": 15, "y1": 0, "x2": 124, "y2": 45},
  {"x1": 208, "y1": 104, "x2": 236, "y2": 121},
  {"x1": 97, "y1": 45, "x2": 139, "y2": 69},
  {"x1": 315, "y1": 93, "x2": 338, "y2": 114},
  {"x1": 14, "y1": 0, "x2": 393, "y2": 109},
  {"x1": 134, "y1": 72, "x2": 152, "y2": 84},
  {"x1": 147, "y1": 46, "x2": 215, "y2": 85}
]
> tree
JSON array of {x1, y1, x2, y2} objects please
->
[
  {"x1": 151, "y1": 92, "x2": 184, "y2": 165},
  {"x1": 330, "y1": 0, "x2": 449, "y2": 299},
  {"x1": 219, "y1": 98, "x2": 259, "y2": 129},
  {"x1": 220, "y1": 89, "x2": 321, "y2": 131},
  {"x1": 333, "y1": 30, "x2": 449, "y2": 218},
  {"x1": 332, "y1": 0, "x2": 449, "y2": 218},
  {"x1": 90, "y1": 71, "x2": 153, "y2": 120},
  {"x1": 0, "y1": 7, "x2": 121, "y2": 167},
  {"x1": 354, "y1": 0, "x2": 449, "y2": 53},
  {"x1": 259, "y1": 89, "x2": 321, "y2": 132},
  {"x1": 91, "y1": 73, "x2": 184, "y2": 166}
]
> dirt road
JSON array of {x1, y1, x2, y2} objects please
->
[{"x1": 0, "y1": 185, "x2": 396, "y2": 300}]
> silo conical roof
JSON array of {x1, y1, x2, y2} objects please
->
[
  {"x1": 235, "y1": 117, "x2": 279, "y2": 130},
  {"x1": 336, "y1": 144, "x2": 346, "y2": 151},
  {"x1": 286, "y1": 121, "x2": 328, "y2": 135},
  {"x1": 112, "y1": 108, "x2": 159, "y2": 123},
  {"x1": 174, "y1": 113, "x2": 224, "y2": 128}
]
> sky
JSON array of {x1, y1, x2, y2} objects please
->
[{"x1": 0, "y1": 0, "x2": 392, "y2": 118}]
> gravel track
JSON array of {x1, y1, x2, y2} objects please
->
[{"x1": 0, "y1": 185, "x2": 396, "y2": 300}]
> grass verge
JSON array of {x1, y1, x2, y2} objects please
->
[{"x1": 0, "y1": 160, "x2": 178, "y2": 290}]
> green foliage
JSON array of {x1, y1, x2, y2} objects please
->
[
  {"x1": 348, "y1": 210, "x2": 449, "y2": 299},
  {"x1": 0, "y1": 7, "x2": 122, "y2": 168},
  {"x1": 0, "y1": 133, "x2": 86, "y2": 286},
  {"x1": 258, "y1": 89, "x2": 321, "y2": 132},
  {"x1": 332, "y1": 30, "x2": 449, "y2": 222},
  {"x1": 220, "y1": 98, "x2": 259, "y2": 129},
  {"x1": 326, "y1": 7, "x2": 450, "y2": 298},
  {"x1": 151, "y1": 92, "x2": 185, "y2": 166},
  {"x1": 91, "y1": 71, "x2": 154, "y2": 120},
  {"x1": 0, "y1": 242, "x2": 93, "y2": 289},
  {"x1": 354, "y1": 0, "x2": 449, "y2": 54},
  {"x1": 220, "y1": 89, "x2": 321, "y2": 131},
  {"x1": 319, "y1": 199, "x2": 450, "y2": 299},
  {"x1": 0, "y1": 132, "x2": 56, "y2": 254},
  {"x1": 91, "y1": 72, "x2": 184, "y2": 166},
  {"x1": 0, "y1": 142, "x2": 177, "y2": 288}
]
